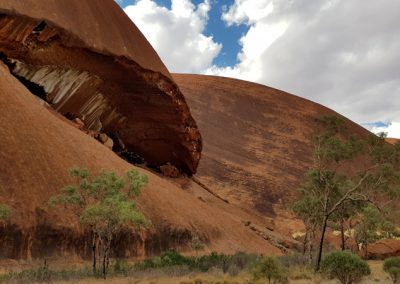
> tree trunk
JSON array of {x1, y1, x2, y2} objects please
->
[
  {"x1": 106, "y1": 236, "x2": 112, "y2": 270},
  {"x1": 308, "y1": 231, "x2": 313, "y2": 264},
  {"x1": 102, "y1": 245, "x2": 107, "y2": 279},
  {"x1": 102, "y1": 236, "x2": 112, "y2": 279},
  {"x1": 92, "y1": 231, "x2": 97, "y2": 274},
  {"x1": 303, "y1": 231, "x2": 308, "y2": 255},
  {"x1": 315, "y1": 214, "x2": 329, "y2": 271},
  {"x1": 340, "y1": 218, "x2": 345, "y2": 251}
]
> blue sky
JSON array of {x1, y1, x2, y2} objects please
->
[
  {"x1": 119, "y1": 0, "x2": 247, "y2": 67},
  {"x1": 118, "y1": 0, "x2": 400, "y2": 138}
]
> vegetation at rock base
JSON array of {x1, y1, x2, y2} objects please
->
[
  {"x1": 0, "y1": 203, "x2": 11, "y2": 222},
  {"x1": 354, "y1": 205, "x2": 397, "y2": 259},
  {"x1": 384, "y1": 257, "x2": 400, "y2": 283},
  {"x1": 0, "y1": 251, "x2": 321, "y2": 283},
  {"x1": 292, "y1": 115, "x2": 400, "y2": 270},
  {"x1": 321, "y1": 251, "x2": 370, "y2": 284},
  {"x1": 48, "y1": 167, "x2": 149, "y2": 278},
  {"x1": 250, "y1": 256, "x2": 288, "y2": 284}
]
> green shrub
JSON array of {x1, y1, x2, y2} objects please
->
[
  {"x1": 113, "y1": 258, "x2": 129, "y2": 275},
  {"x1": 0, "y1": 204, "x2": 11, "y2": 221},
  {"x1": 194, "y1": 252, "x2": 226, "y2": 272},
  {"x1": 251, "y1": 256, "x2": 288, "y2": 284},
  {"x1": 383, "y1": 257, "x2": 400, "y2": 283},
  {"x1": 160, "y1": 250, "x2": 191, "y2": 266},
  {"x1": 321, "y1": 251, "x2": 370, "y2": 284}
]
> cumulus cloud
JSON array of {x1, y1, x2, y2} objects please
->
[
  {"x1": 207, "y1": 0, "x2": 400, "y2": 136},
  {"x1": 123, "y1": 0, "x2": 221, "y2": 73}
]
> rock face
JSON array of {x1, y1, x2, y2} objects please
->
[
  {"x1": 368, "y1": 239, "x2": 400, "y2": 259},
  {"x1": 0, "y1": 0, "x2": 201, "y2": 174},
  {"x1": 0, "y1": 62, "x2": 283, "y2": 259},
  {"x1": 386, "y1": 138, "x2": 399, "y2": 145},
  {"x1": 173, "y1": 74, "x2": 371, "y2": 221}
]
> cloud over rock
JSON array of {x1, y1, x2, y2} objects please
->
[
  {"x1": 124, "y1": 0, "x2": 221, "y2": 73},
  {"x1": 208, "y1": 0, "x2": 400, "y2": 132}
]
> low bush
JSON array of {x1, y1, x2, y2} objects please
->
[
  {"x1": 250, "y1": 256, "x2": 288, "y2": 284},
  {"x1": 383, "y1": 257, "x2": 400, "y2": 283},
  {"x1": 320, "y1": 251, "x2": 370, "y2": 284},
  {"x1": 113, "y1": 258, "x2": 129, "y2": 276},
  {"x1": 160, "y1": 250, "x2": 192, "y2": 266},
  {"x1": 133, "y1": 250, "x2": 258, "y2": 275},
  {"x1": 277, "y1": 253, "x2": 309, "y2": 268}
]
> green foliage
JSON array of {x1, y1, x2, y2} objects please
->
[
  {"x1": 50, "y1": 167, "x2": 149, "y2": 230},
  {"x1": 134, "y1": 250, "x2": 258, "y2": 275},
  {"x1": 321, "y1": 251, "x2": 370, "y2": 284},
  {"x1": 293, "y1": 115, "x2": 400, "y2": 270},
  {"x1": 48, "y1": 167, "x2": 149, "y2": 278},
  {"x1": 0, "y1": 203, "x2": 11, "y2": 222},
  {"x1": 355, "y1": 206, "x2": 384, "y2": 247},
  {"x1": 383, "y1": 257, "x2": 400, "y2": 283},
  {"x1": 319, "y1": 115, "x2": 346, "y2": 135},
  {"x1": 112, "y1": 258, "x2": 129, "y2": 276},
  {"x1": 0, "y1": 262, "x2": 51, "y2": 283},
  {"x1": 251, "y1": 256, "x2": 288, "y2": 284},
  {"x1": 160, "y1": 250, "x2": 191, "y2": 267}
]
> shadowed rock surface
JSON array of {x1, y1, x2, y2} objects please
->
[
  {"x1": 174, "y1": 74, "x2": 371, "y2": 220},
  {"x1": 0, "y1": 0, "x2": 201, "y2": 174},
  {"x1": 0, "y1": 62, "x2": 284, "y2": 259}
]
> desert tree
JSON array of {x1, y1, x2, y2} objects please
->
[
  {"x1": 354, "y1": 205, "x2": 397, "y2": 258},
  {"x1": 292, "y1": 193, "x2": 321, "y2": 263},
  {"x1": 294, "y1": 115, "x2": 400, "y2": 271},
  {"x1": 354, "y1": 205, "x2": 383, "y2": 258},
  {"x1": 330, "y1": 199, "x2": 363, "y2": 251},
  {"x1": 49, "y1": 167, "x2": 149, "y2": 277}
]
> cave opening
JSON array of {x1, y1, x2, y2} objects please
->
[
  {"x1": 0, "y1": 52, "x2": 166, "y2": 175},
  {"x1": 0, "y1": 53, "x2": 47, "y2": 101},
  {"x1": 33, "y1": 21, "x2": 47, "y2": 33}
]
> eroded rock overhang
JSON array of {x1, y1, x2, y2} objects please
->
[{"x1": 0, "y1": 13, "x2": 201, "y2": 174}]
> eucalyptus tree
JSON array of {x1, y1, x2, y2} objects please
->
[{"x1": 49, "y1": 167, "x2": 149, "y2": 277}]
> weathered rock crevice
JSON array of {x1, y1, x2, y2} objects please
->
[
  {"x1": 0, "y1": 223, "x2": 200, "y2": 260},
  {"x1": 0, "y1": 13, "x2": 201, "y2": 174}
]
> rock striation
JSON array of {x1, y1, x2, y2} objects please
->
[
  {"x1": 0, "y1": 0, "x2": 201, "y2": 174},
  {"x1": 0, "y1": 62, "x2": 281, "y2": 259},
  {"x1": 173, "y1": 74, "x2": 371, "y2": 222}
]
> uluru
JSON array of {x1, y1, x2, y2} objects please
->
[{"x1": 0, "y1": 0, "x2": 399, "y2": 282}]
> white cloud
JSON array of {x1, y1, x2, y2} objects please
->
[
  {"x1": 207, "y1": 0, "x2": 287, "y2": 82},
  {"x1": 222, "y1": 0, "x2": 274, "y2": 25},
  {"x1": 123, "y1": 0, "x2": 221, "y2": 73},
  {"x1": 371, "y1": 122, "x2": 400, "y2": 138},
  {"x1": 206, "y1": 0, "x2": 400, "y2": 135}
]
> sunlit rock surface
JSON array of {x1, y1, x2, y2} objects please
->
[
  {"x1": 174, "y1": 74, "x2": 372, "y2": 221},
  {"x1": 0, "y1": 0, "x2": 201, "y2": 173},
  {"x1": 0, "y1": 62, "x2": 283, "y2": 259}
]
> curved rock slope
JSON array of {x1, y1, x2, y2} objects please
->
[
  {"x1": 0, "y1": 63, "x2": 281, "y2": 259},
  {"x1": 386, "y1": 138, "x2": 399, "y2": 145},
  {"x1": 174, "y1": 74, "x2": 371, "y2": 219},
  {"x1": 0, "y1": 0, "x2": 201, "y2": 174}
]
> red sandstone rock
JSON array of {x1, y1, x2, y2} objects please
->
[
  {"x1": 173, "y1": 74, "x2": 372, "y2": 227},
  {"x1": 0, "y1": 0, "x2": 201, "y2": 174},
  {"x1": 160, "y1": 163, "x2": 180, "y2": 178},
  {"x1": 368, "y1": 239, "x2": 400, "y2": 259},
  {"x1": 0, "y1": 63, "x2": 282, "y2": 259},
  {"x1": 386, "y1": 138, "x2": 399, "y2": 145}
]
